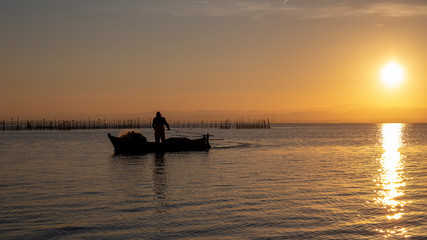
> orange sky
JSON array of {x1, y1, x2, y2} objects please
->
[{"x1": 1, "y1": 1, "x2": 427, "y2": 121}]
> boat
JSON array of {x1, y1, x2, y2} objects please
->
[{"x1": 107, "y1": 133, "x2": 211, "y2": 154}]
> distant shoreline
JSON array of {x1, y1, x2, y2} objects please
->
[
  {"x1": 2, "y1": 118, "x2": 427, "y2": 131},
  {"x1": 2, "y1": 107, "x2": 426, "y2": 124}
]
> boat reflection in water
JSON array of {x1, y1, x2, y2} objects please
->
[{"x1": 375, "y1": 123, "x2": 409, "y2": 237}]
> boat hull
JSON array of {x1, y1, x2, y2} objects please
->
[{"x1": 108, "y1": 133, "x2": 211, "y2": 154}]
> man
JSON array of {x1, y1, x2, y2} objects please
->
[{"x1": 152, "y1": 112, "x2": 170, "y2": 143}]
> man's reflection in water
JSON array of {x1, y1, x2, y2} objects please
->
[{"x1": 153, "y1": 152, "x2": 167, "y2": 212}]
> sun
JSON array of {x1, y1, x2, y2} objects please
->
[{"x1": 380, "y1": 61, "x2": 405, "y2": 88}]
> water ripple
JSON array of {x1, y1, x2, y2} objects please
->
[{"x1": 1, "y1": 125, "x2": 427, "y2": 239}]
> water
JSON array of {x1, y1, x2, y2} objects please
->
[{"x1": 1, "y1": 124, "x2": 427, "y2": 239}]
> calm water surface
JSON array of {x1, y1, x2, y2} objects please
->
[{"x1": 1, "y1": 124, "x2": 427, "y2": 239}]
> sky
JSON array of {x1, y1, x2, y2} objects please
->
[{"x1": 1, "y1": 0, "x2": 427, "y2": 121}]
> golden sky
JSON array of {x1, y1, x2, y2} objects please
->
[{"x1": 1, "y1": 0, "x2": 427, "y2": 121}]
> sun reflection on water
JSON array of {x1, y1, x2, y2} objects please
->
[{"x1": 375, "y1": 123, "x2": 409, "y2": 238}]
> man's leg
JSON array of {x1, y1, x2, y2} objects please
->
[
  {"x1": 155, "y1": 130, "x2": 160, "y2": 143},
  {"x1": 160, "y1": 131, "x2": 166, "y2": 142}
]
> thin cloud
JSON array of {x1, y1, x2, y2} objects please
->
[
  {"x1": 286, "y1": 0, "x2": 427, "y2": 19},
  {"x1": 148, "y1": 0, "x2": 286, "y2": 17},
  {"x1": 363, "y1": 2, "x2": 427, "y2": 17},
  {"x1": 145, "y1": 0, "x2": 427, "y2": 19}
]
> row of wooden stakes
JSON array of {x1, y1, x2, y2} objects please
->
[{"x1": 1, "y1": 119, "x2": 270, "y2": 131}]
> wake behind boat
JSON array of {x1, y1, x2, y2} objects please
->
[{"x1": 107, "y1": 131, "x2": 211, "y2": 154}]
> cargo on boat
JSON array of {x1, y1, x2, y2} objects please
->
[{"x1": 107, "y1": 132, "x2": 211, "y2": 154}]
